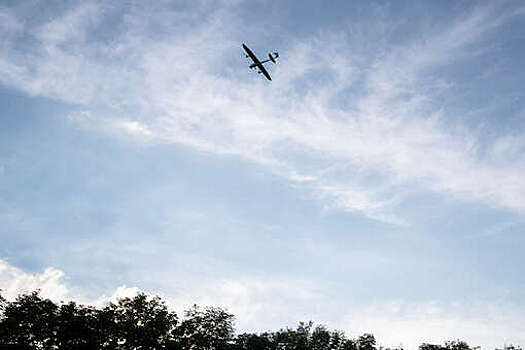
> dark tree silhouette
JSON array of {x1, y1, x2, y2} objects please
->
[
  {"x1": 0, "y1": 290, "x2": 519, "y2": 350},
  {"x1": 356, "y1": 333, "x2": 376, "y2": 350},
  {"x1": 0, "y1": 291, "x2": 58, "y2": 349},
  {"x1": 0, "y1": 291, "x2": 177, "y2": 350},
  {"x1": 310, "y1": 325, "x2": 356, "y2": 350},
  {"x1": 171, "y1": 304, "x2": 235, "y2": 350},
  {"x1": 420, "y1": 340, "x2": 472, "y2": 350},
  {"x1": 53, "y1": 301, "x2": 100, "y2": 349},
  {"x1": 310, "y1": 325, "x2": 332, "y2": 350},
  {"x1": 269, "y1": 321, "x2": 356, "y2": 350},
  {"x1": 235, "y1": 332, "x2": 276, "y2": 350},
  {"x1": 108, "y1": 293, "x2": 177, "y2": 349},
  {"x1": 444, "y1": 340, "x2": 471, "y2": 350},
  {"x1": 420, "y1": 344, "x2": 445, "y2": 350},
  {"x1": 0, "y1": 291, "x2": 5, "y2": 320}
]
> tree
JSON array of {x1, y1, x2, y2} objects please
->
[
  {"x1": 108, "y1": 293, "x2": 177, "y2": 349},
  {"x1": 420, "y1": 344, "x2": 445, "y2": 350},
  {"x1": 3, "y1": 290, "x2": 498, "y2": 350},
  {"x1": 272, "y1": 321, "x2": 313, "y2": 350},
  {"x1": 356, "y1": 333, "x2": 376, "y2": 350},
  {"x1": 310, "y1": 325, "x2": 331, "y2": 350},
  {"x1": 0, "y1": 290, "x2": 6, "y2": 318},
  {"x1": 328, "y1": 330, "x2": 356, "y2": 350},
  {"x1": 420, "y1": 340, "x2": 471, "y2": 350},
  {"x1": 172, "y1": 304, "x2": 235, "y2": 350},
  {"x1": 0, "y1": 291, "x2": 58, "y2": 349},
  {"x1": 53, "y1": 301, "x2": 105, "y2": 350},
  {"x1": 235, "y1": 332, "x2": 276, "y2": 350},
  {"x1": 444, "y1": 340, "x2": 470, "y2": 350},
  {"x1": 0, "y1": 291, "x2": 178, "y2": 349}
]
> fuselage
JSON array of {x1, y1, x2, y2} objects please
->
[{"x1": 243, "y1": 43, "x2": 274, "y2": 81}]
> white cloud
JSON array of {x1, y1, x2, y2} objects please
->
[
  {"x1": 1, "y1": 2, "x2": 525, "y2": 225},
  {"x1": 287, "y1": 171, "x2": 317, "y2": 182},
  {"x1": 0, "y1": 259, "x2": 69, "y2": 301},
  {"x1": 111, "y1": 120, "x2": 153, "y2": 138},
  {"x1": 2, "y1": 259, "x2": 525, "y2": 349},
  {"x1": 90, "y1": 284, "x2": 142, "y2": 307},
  {"x1": 34, "y1": 3, "x2": 101, "y2": 45},
  {"x1": 339, "y1": 300, "x2": 525, "y2": 350},
  {"x1": 0, "y1": 259, "x2": 141, "y2": 307},
  {"x1": 187, "y1": 279, "x2": 525, "y2": 350},
  {"x1": 163, "y1": 276, "x2": 324, "y2": 331}
]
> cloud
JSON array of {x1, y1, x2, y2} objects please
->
[
  {"x1": 187, "y1": 278, "x2": 525, "y2": 350},
  {"x1": 0, "y1": 257, "x2": 325, "y2": 329},
  {"x1": 0, "y1": 259, "x2": 69, "y2": 301},
  {"x1": 339, "y1": 300, "x2": 525, "y2": 350},
  {"x1": 34, "y1": 3, "x2": 101, "y2": 45},
  {"x1": 1, "y1": 2, "x2": 525, "y2": 225},
  {"x1": 2, "y1": 259, "x2": 525, "y2": 349},
  {"x1": 162, "y1": 275, "x2": 325, "y2": 331},
  {"x1": 0, "y1": 259, "x2": 142, "y2": 307},
  {"x1": 0, "y1": 6, "x2": 23, "y2": 37},
  {"x1": 90, "y1": 285, "x2": 142, "y2": 306},
  {"x1": 110, "y1": 119, "x2": 153, "y2": 139}
]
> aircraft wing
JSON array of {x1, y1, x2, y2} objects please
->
[
  {"x1": 257, "y1": 64, "x2": 272, "y2": 81},
  {"x1": 243, "y1": 43, "x2": 272, "y2": 81},
  {"x1": 242, "y1": 44, "x2": 259, "y2": 64}
]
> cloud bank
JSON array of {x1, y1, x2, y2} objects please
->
[
  {"x1": 2, "y1": 259, "x2": 525, "y2": 350},
  {"x1": 1, "y1": 2, "x2": 525, "y2": 224}
]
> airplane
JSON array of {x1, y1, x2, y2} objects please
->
[{"x1": 242, "y1": 43, "x2": 279, "y2": 81}]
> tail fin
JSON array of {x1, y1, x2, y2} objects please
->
[{"x1": 268, "y1": 52, "x2": 279, "y2": 63}]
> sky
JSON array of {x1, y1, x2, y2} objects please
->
[{"x1": 1, "y1": 0, "x2": 525, "y2": 348}]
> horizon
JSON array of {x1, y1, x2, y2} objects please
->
[{"x1": 1, "y1": 1, "x2": 525, "y2": 349}]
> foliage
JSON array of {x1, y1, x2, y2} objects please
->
[
  {"x1": 0, "y1": 291, "x2": 6, "y2": 318},
  {"x1": 53, "y1": 301, "x2": 100, "y2": 349},
  {"x1": 0, "y1": 290, "x2": 518, "y2": 350},
  {"x1": 420, "y1": 340, "x2": 471, "y2": 350},
  {"x1": 235, "y1": 332, "x2": 276, "y2": 350},
  {"x1": 356, "y1": 333, "x2": 376, "y2": 350},
  {"x1": 171, "y1": 304, "x2": 235, "y2": 350},
  {"x1": 108, "y1": 293, "x2": 177, "y2": 349},
  {"x1": 0, "y1": 291, "x2": 58, "y2": 349}
]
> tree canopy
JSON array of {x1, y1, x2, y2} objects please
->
[{"x1": 0, "y1": 290, "x2": 519, "y2": 350}]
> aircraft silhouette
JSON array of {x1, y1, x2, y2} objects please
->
[{"x1": 243, "y1": 43, "x2": 279, "y2": 81}]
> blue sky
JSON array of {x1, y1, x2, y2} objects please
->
[{"x1": 1, "y1": 0, "x2": 525, "y2": 348}]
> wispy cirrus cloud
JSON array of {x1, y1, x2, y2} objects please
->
[{"x1": 1, "y1": 2, "x2": 525, "y2": 224}]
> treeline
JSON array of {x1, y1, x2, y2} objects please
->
[{"x1": 0, "y1": 290, "x2": 518, "y2": 350}]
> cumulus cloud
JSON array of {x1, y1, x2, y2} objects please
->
[
  {"x1": 339, "y1": 300, "x2": 525, "y2": 350},
  {"x1": 0, "y1": 259, "x2": 69, "y2": 301},
  {"x1": 89, "y1": 284, "x2": 142, "y2": 306},
  {"x1": 2, "y1": 259, "x2": 525, "y2": 349},
  {"x1": 0, "y1": 259, "x2": 142, "y2": 306},
  {"x1": 1, "y1": 1, "x2": 525, "y2": 226},
  {"x1": 163, "y1": 275, "x2": 325, "y2": 331}
]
